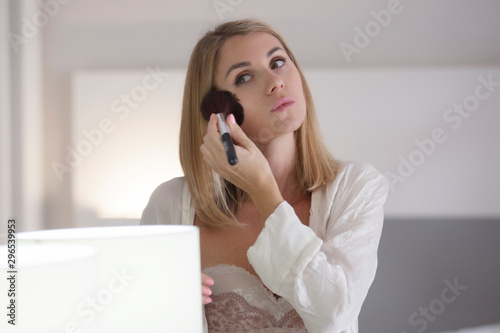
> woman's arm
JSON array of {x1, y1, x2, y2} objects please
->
[{"x1": 247, "y1": 163, "x2": 388, "y2": 333}]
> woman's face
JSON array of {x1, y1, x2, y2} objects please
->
[{"x1": 215, "y1": 32, "x2": 306, "y2": 145}]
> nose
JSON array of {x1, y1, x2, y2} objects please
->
[{"x1": 266, "y1": 72, "x2": 285, "y2": 95}]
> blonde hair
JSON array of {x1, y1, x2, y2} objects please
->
[{"x1": 179, "y1": 19, "x2": 339, "y2": 229}]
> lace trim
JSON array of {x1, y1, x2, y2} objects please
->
[
  {"x1": 203, "y1": 264, "x2": 307, "y2": 332},
  {"x1": 204, "y1": 264, "x2": 296, "y2": 317},
  {"x1": 210, "y1": 328, "x2": 307, "y2": 333},
  {"x1": 205, "y1": 291, "x2": 306, "y2": 332},
  {"x1": 203, "y1": 264, "x2": 259, "y2": 281}
]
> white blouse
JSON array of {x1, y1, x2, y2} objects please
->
[{"x1": 140, "y1": 161, "x2": 389, "y2": 333}]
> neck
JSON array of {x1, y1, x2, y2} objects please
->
[{"x1": 257, "y1": 133, "x2": 297, "y2": 200}]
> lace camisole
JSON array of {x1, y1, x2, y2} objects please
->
[{"x1": 203, "y1": 264, "x2": 308, "y2": 333}]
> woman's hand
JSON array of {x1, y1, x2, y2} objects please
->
[
  {"x1": 200, "y1": 114, "x2": 271, "y2": 195},
  {"x1": 202, "y1": 272, "x2": 214, "y2": 305},
  {"x1": 200, "y1": 114, "x2": 283, "y2": 220}
]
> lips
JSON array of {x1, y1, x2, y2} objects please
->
[{"x1": 271, "y1": 97, "x2": 295, "y2": 112}]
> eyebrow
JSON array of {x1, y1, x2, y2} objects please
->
[{"x1": 224, "y1": 46, "x2": 284, "y2": 80}]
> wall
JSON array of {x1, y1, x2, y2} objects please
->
[
  {"x1": 360, "y1": 217, "x2": 500, "y2": 332},
  {"x1": 306, "y1": 67, "x2": 500, "y2": 218}
]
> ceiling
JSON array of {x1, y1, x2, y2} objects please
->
[{"x1": 45, "y1": 0, "x2": 500, "y2": 68}]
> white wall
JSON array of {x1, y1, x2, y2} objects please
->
[
  {"x1": 306, "y1": 68, "x2": 500, "y2": 218},
  {"x1": 70, "y1": 70, "x2": 184, "y2": 226}
]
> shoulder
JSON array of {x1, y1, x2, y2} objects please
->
[
  {"x1": 318, "y1": 161, "x2": 389, "y2": 219},
  {"x1": 147, "y1": 177, "x2": 186, "y2": 202},
  {"x1": 335, "y1": 161, "x2": 388, "y2": 194},
  {"x1": 140, "y1": 177, "x2": 187, "y2": 225}
]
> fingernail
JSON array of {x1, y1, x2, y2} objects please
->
[
  {"x1": 205, "y1": 297, "x2": 212, "y2": 304},
  {"x1": 229, "y1": 114, "x2": 236, "y2": 125},
  {"x1": 202, "y1": 287, "x2": 212, "y2": 296},
  {"x1": 205, "y1": 277, "x2": 214, "y2": 286}
]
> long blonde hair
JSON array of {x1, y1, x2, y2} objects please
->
[{"x1": 179, "y1": 19, "x2": 339, "y2": 229}]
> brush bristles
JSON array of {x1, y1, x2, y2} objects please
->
[{"x1": 200, "y1": 90, "x2": 244, "y2": 126}]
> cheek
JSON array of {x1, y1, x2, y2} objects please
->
[
  {"x1": 292, "y1": 75, "x2": 306, "y2": 114},
  {"x1": 291, "y1": 71, "x2": 304, "y2": 95},
  {"x1": 238, "y1": 94, "x2": 265, "y2": 124},
  {"x1": 238, "y1": 104, "x2": 270, "y2": 141},
  {"x1": 239, "y1": 106, "x2": 263, "y2": 132},
  {"x1": 240, "y1": 120, "x2": 262, "y2": 142}
]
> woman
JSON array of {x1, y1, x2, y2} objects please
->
[{"x1": 141, "y1": 19, "x2": 388, "y2": 333}]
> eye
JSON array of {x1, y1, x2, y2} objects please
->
[
  {"x1": 271, "y1": 58, "x2": 286, "y2": 69},
  {"x1": 235, "y1": 73, "x2": 251, "y2": 86}
]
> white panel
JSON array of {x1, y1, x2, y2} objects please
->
[
  {"x1": 71, "y1": 69, "x2": 184, "y2": 225},
  {"x1": 305, "y1": 67, "x2": 500, "y2": 218}
]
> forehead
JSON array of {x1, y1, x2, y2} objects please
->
[
  {"x1": 217, "y1": 32, "x2": 283, "y2": 71},
  {"x1": 220, "y1": 31, "x2": 281, "y2": 57}
]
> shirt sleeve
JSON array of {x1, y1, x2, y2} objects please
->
[
  {"x1": 247, "y1": 162, "x2": 388, "y2": 333},
  {"x1": 140, "y1": 177, "x2": 185, "y2": 225}
]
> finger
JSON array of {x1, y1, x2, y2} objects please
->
[
  {"x1": 200, "y1": 138, "x2": 224, "y2": 170},
  {"x1": 201, "y1": 272, "x2": 214, "y2": 286},
  {"x1": 206, "y1": 113, "x2": 220, "y2": 137},
  {"x1": 201, "y1": 272, "x2": 214, "y2": 305},
  {"x1": 202, "y1": 286, "x2": 212, "y2": 295},
  {"x1": 203, "y1": 295, "x2": 212, "y2": 305},
  {"x1": 226, "y1": 113, "x2": 253, "y2": 148},
  {"x1": 202, "y1": 115, "x2": 225, "y2": 153},
  {"x1": 201, "y1": 114, "x2": 232, "y2": 170},
  {"x1": 202, "y1": 285, "x2": 213, "y2": 305}
]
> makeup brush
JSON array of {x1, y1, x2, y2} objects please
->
[
  {"x1": 200, "y1": 90, "x2": 244, "y2": 126},
  {"x1": 200, "y1": 90, "x2": 244, "y2": 166}
]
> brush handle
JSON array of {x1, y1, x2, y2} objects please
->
[
  {"x1": 221, "y1": 132, "x2": 238, "y2": 165},
  {"x1": 216, "y1": 113, "x2": 238, "y2": 165}
]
